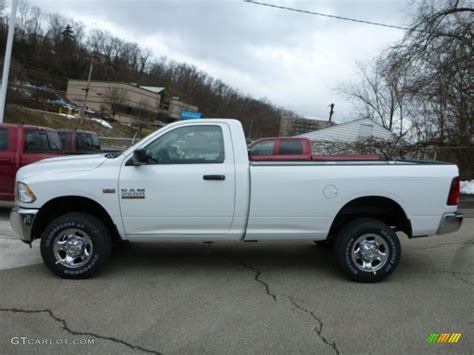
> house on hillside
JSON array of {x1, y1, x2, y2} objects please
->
[
  {"x1": 66, "y1": 80, "x2": 198, "y2": 125},
  {"x1": 297, "y1": 118, "x2": 394, "y2": 153}
]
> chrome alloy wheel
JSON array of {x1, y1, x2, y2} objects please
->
[
  {"x1": 351, "y1": 233, "x2": 389, "y2": 272},
  {"x1": 53, "y1": 228, "x2": 93, "y2": 268}
]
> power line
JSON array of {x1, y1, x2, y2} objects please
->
[{"x1": 244, "y1": 0, "x2": 412, "y2": 32}]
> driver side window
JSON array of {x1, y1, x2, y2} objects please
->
[{"x1": 145, "y1": 125, "x2": 225, "y2": 164}]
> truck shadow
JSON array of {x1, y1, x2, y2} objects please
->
[
  {"x1": 0, "y1": 208, "x2": 11, "y2": 219},
  {"x1": 105, "y1": 242, "x2": 342, "y2": 279}
]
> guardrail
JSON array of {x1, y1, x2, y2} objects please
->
[{"x1": 99, "y1": 136, "x2": 140, "y2": 150}]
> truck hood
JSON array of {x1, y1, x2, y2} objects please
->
[{"x1": 18, "y1": 154, "x2": 107, "y2": 180}]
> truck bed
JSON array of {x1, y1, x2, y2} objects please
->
[
  {"x1": 250, "y1": 159, "x2": 453, "y2": 166},
  {"x1": 311, "y1": 154, "x2": 381, "y2": 161}
]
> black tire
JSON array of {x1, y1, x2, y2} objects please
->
[
  {"x1": 40, "y1": 213, "x2": 112, "y2": 279},
  {"x1": 335, "y1": 218, "x2": 400, "y2": 283}
]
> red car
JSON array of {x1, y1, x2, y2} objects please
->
[
  {"x1": 248, "y1": 137, "x2": 381, "y2": 161},
  {"x1": 0, "y1": 124, "x2": 63, "y2": 203}
]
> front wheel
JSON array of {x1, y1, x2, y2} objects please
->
[
  {"x1": 335, "y1": 218, "x2": 401, "y2": 283},
  {"x1": 40, "y1": 213, "x2": 112, "y2": 279}
]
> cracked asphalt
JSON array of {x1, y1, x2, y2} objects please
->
[{"x1": 0, "y1": 206, "x2": 473, "y2": 354}]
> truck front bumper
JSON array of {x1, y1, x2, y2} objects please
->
[
  {"x1": 10, "y1": 207, "x2": 38, "y2": 243},
  {"x1": 437, "y1": 212, "x2": 463, "y2": 235}
]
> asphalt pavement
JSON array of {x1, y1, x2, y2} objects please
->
[{"x1": 0, "y1": 205, "x2": 472, "y2": 354}]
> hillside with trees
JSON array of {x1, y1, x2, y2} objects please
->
[{"x1": 0, "y1": 0, "x2": 298, "y2": 138}]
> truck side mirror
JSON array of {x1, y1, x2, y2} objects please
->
[{"x1": 131, "y1": 148, "x2": 147, "y2": 165}]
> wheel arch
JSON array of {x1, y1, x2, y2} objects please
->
[
  {"x1": 31, "y1": 196, "x2": 122, "y2": 242},
  {"x1": 328, "y1": 196, "x2": 412, "y2": 239}
]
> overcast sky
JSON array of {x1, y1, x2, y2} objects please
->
[{"x1": 29, "y1": 0, "x2": 415, "y2": 122}]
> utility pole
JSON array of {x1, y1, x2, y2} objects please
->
[
  {"x1": 79, "y1": 55, "x2": 95, "y2": 126},
  {"x1": 328, "y1": 103, "x2": 335, "y2": 123},
  {"x1": 0, "y1": 0, "x2": 18, "y2": 123}
]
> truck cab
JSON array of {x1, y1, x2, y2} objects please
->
[
  {"x1": 248, "y1": 137, "x2": 382, "y2": 161},
  {"x1": 248, "y1": 137, "x2": 312, "y2": 160},
  {"x1": 0, "y1": 124, "x2": 62, "y2": 202},
  {"x1": 57, "y1": 129, "x2": 101, "y2": 154}
]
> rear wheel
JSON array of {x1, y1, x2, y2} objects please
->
[
  {"x1": 335, "y1": 218, "x2": 400, "y2": 283},
  {"x1": 40, "y1": 213, "x2": 112, "y2": 279}
]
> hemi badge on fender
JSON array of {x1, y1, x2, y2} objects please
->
[
  {"x1": 102, "y1": 188, "x2": 116, "y2": 194},
  {"x1": 121, "y1": 188, "x2": 145, "y2": 199}
]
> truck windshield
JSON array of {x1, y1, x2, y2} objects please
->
[
  {"x1": 249, "y1": 140, "x2": 275, "y2": 156},
  {"x1": 91, "y1": 134, "x2": 101, "y2": 149},
  {"x1": 77, "y1": 132, "x2": 101, "y2": 151},
  {"x1": 58, "y1": 131, "x2": 69, "y2": 150},
  {"x1": 24, "y1": 129, "x2": 62, "y2": 152}
]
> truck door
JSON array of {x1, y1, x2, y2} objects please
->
[
  {"x1": 21, "y1": 128, "x2": 62, "y2": 166},
  {"x1": 0, "y1": 127, "x2": 16, "y2": 201},
  {"x1": 119, "y1": 123, "x2": 236, "y2": 238}
]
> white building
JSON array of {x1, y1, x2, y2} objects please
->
[
  {"x1": 297, "y1": 118, "x2": 394, "y2": 153},
  {"x1": 297, "y1": 118, "x2": 393, "y2": 142}
]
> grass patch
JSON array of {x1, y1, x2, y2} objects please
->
[{"x1": 5, "y1": 104, "x2": 154, "y2": 139}]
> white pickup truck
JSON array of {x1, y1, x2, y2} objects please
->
[{"x1": 10, "y1": 119, "x2": 463, "y2": 282}]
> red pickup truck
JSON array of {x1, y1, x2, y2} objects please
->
[
  {"x1": 0, "y1": 124, "x2": 62, "y2": 203},
  {"x1": 248, "y1": 137, "x2": 381, "y2": 161},
  {"x1": 57, "y1": 129, "x2": 101, "y2": 154}
]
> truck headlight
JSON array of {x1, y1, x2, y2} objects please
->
[{"x1": 17, "y1": 182, "x2": 36, "y2": 203}]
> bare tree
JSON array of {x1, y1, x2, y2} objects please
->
[
  {"x1": 26, "y1": 5, "x2": 41, "y2": 39},
  {"x1": 388, "y1": 0, "x2": 473, "y2": 146},
  {"x1": 337, "y1": 58, "x2": 408, "y2": 136},
  {"x1": 69, "y1": 20, "x2": 85, "y2": 46},
  {"x1": 0, "y1": 0, "x2": 6, "y2": 24},
  {"x1": 17, "y1": 0, "x2": 31, "y2": 38},
  {"x1": 46, "y1": 13, "x2": 67, "y2": 46},
  {"x1": 139, "y1": 48, "x2": 152, "y2": 75},
  {"x1": 135, "y1": 98, "x2": 152, "y2": 135},
  {"x1": 338, "y1": 0, "x2": 473, "y2": 176},
  {"x1": 104, "y1": 87, "x2": 128, "y2": 119}
]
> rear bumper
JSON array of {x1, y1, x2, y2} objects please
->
[
  {"x1": 10, "y1": 207, "x2": 38, "y2": 243},
  {"x1": 437, "y1": 212, "x2": 463, "y2": 235}
]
